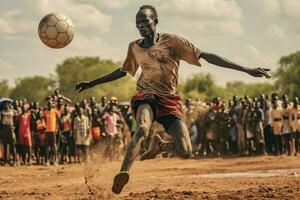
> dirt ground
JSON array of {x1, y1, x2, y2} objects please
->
[{"x1": 0, "y1": 155, "x2": 300, "y2": 200}]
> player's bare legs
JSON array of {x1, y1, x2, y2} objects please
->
[
  {"x1": 112, "y1": 103, "x2": 153, "y2": 194},
  {"x1": 140, "y1": 118, "x2": 192, "y2": 160}
]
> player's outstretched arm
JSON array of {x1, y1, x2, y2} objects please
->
[
  {"x1": 200, "y1": 52, "x2": 271, "y2": 79},
  {"x1": 75, "y1": 68, "x2": 127, "y2": 93}
]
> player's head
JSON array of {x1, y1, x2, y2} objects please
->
[{"x1": 136, "y1": 5, "x2": 158, "y2": 37}]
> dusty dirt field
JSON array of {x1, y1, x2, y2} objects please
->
[{"x1": 0, "y1": 155, "x2": 300, "y2": 200}]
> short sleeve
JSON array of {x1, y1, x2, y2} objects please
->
[
  {"x1": 120, "y1": 42, "x2": 139, "y2": 77},
  {"x1": 172, "y1": 34, "x2": 202, "y2": 67}
]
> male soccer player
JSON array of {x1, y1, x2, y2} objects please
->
[{"x1": 75, "y1": 5, "x2": 271, "y2": 194}]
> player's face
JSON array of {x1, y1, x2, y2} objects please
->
[{"x1": 136, "y1": 9, "x2": 156, "y2": 38}]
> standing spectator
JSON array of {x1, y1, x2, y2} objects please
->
[
  {"x1": 253, "y1": 101, "x2": 265, "y2": 155},
  {"x1": 99, "y1": 96, "x2": 109, "y2": 135},
  {"x1": 56, "y1": 98, "x2": 65, "y2": 116},
  {"x1": 228, "y1": 97, "x2": 238, "y2": 155},
  {"x1": 52, "y1": 89, "x2": 72, "y2": 104},
  {"x1": 291, "y1": 97, "x2": 299, "y2": 155},
  {"x1": 122, "y1": 105, "x2": 137, "y2": 138},
  {"x1": 81, "y1": 99, "x2": 92, "y2": 120},
  {"x1": 271, "y1": 98, "x2": 283, "y2": 155},
  {"x1": 59, "y1": 105, "x2": 72, "y2": 164},
  {"x1": 264, "y1": 101, "x2": 273, "y2": 154},
  {"x1": 0, "y1": 102, "x2": 17, "y2": 166},
  {"x1": 89, "y1": 96, "x2": 98, "y2": 110},
  {"x1": 35, "y1": 110, "x2": 46, "y2": 165},
  {"x1": 295, "y1": 97, "x2": 300, "y2": 156},
  {"x1": 91, "y1": 107, "x2": 102, "y2": 142},
  {"x1": 235, "y1": 101, "x2": 246, "y2": 156},
  {"x1": 102, "y1": 106, "x2": 122, "y2": 160},
  {"x1": 18, "y1": 105, "x2": 32, "y2": 165},
  {"x1": 13, "y1": 100, "x2": 22, "y2": 165},
  {"x1": 73, "y1": 108, "x2": 90, "y2": 163},
  {"x1": 43, "y1": 101, "x2": 59, "y2": 166},
  {"x1": 281, "y1": 94, "x2": 292, "y2": 156},
  {"x1": 244, "y1": 103, "x2": 255, "y2": 155}
]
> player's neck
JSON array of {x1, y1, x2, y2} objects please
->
[{"x1": 142, "y1": 32, "x2": 159, "y2": 47}]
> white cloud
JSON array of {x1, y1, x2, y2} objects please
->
[
  {"x1": 240, "y1": 45, "x2": 275, "y2": 69},
  {"x1": 160, "y1": 0, "x2": 241, "y2": 19},
  {"x1": 39, "y1": 0, "x2": 112, "y2": 32},
  {"x1": 267, "y1": 25, "x2": 287, "y2": 39},
  {"x1": 88, "y1": 0, "x2": 129, "y2": 9},
  {"x1": 0, "y1": 18, "x2": 15, "y2": 34},
  {"x1": 0, "y1": 59, "x2": 16, "y2": 81},
  {"x1": 0, "y1": 59, "x2": 13, "y2": 71},
  {"x1": 282, "y1": 1, "x2": 300, "y2": 18},
  {"x1": 0, "y1": 0, "x2": 112, "y2": 39},
  {"x1": 3, "y1": 9, "x2": 20, "y2": 18},
  {"x1": 159, "y1": 0, "x2": 243, "y2": 36},
  {"x1": 262, "y1": 0, "x2": 281, "y2": 17},
  {"x1": 254, "y1": 0, "x2": 300, "y2": 41},
  {"x1": 69, "y1": 34, "x2": 123, "y2": 60},
  {"x1": 260, "y1": 0, "x2": 300, "y2": 19},
  {"x1": 167, "y1": 19, "x2": 243, "y2": 36}
]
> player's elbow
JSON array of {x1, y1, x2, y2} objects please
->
[{"x1": 200, "y1": 52, "x2": 215, "y2": 63}]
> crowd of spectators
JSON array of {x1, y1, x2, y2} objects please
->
[{"x1": 1, "y1": 90, "x2": 299, "y2": 167}]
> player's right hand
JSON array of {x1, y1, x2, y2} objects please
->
[{"x1": 75, "y1": 81, "x2": 92, "y2": 93}]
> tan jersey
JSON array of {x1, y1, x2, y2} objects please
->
[
  {"x1": 121, "y1": 33, "x2": 202, "y2": 97},
  {"x1": 271, "y1": 108, "x2": 283, "y2": 135},
  {"x1": 282, "y1": 107, "x2": 292, "y2": 134}
]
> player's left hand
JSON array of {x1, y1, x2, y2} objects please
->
[{"x1": 247, "y1": 67, "x2": 271, "y2": 79}]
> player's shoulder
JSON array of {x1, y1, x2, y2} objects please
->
[
  {"x1": 163, "y1": 32, "x2": 188, "y2": 41},
  {"x1": 159, "y1": 32, "x2": 182, "y2": 42}
]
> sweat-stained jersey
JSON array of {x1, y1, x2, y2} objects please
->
[{"x1": 121, "y1": 33, "x2": 202, "y2": 97}]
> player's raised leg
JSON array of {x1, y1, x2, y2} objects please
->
[
  {"x1": 112, "y1": 103, "x2": 153, "y2": 194},
  {"x1": 141, "y1": 117, "x2": 192, "y2": 160}
]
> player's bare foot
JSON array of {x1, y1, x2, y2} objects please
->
[
  {"x1": 140, "y1": 134, "x2": 163, "y2": 161},
  {"x1": 112, "y1": 171, "x2": 129, "y2": 194}
]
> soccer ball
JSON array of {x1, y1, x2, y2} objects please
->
[{"x1": 38, "y1": 13, "x2": 74, "y2": 49}]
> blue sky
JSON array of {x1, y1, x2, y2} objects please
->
[{"x1": 0, "y1": 0, "x2": 299, "y2": 86}]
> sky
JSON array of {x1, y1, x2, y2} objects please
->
[{"x1": 0, "y1": 0, "x2": 299, "y2": 86}]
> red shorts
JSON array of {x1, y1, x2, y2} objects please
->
[{"x1": 130, "y1": 92, "x2": 184, "y2": 121}]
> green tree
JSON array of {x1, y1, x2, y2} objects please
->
[
  {"x1": 273, "y1": 51, "x2": 300, "y2": 98},
  {"x1": 56, "y1": 57, "x2": 136, "y2": 103},
  {"x1": 181, "y1": 73, "x2": 222, "y2": 101},
  {"x1": 225, "y1": 81, "x2": 275, "y2": 100},
  {"x1": 181, "y1": 73, "x2": 276, "y2": 102},
  {"x1": 0, "y1": 80, "x2": 11, "y2": 98},
  {"x1": 10, "y1": 76, "x2": 56, "y2": 103}
]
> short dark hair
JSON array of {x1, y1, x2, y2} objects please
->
[{"x1": 139, "y1": 5, "x2": 158, "y2": 21}]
